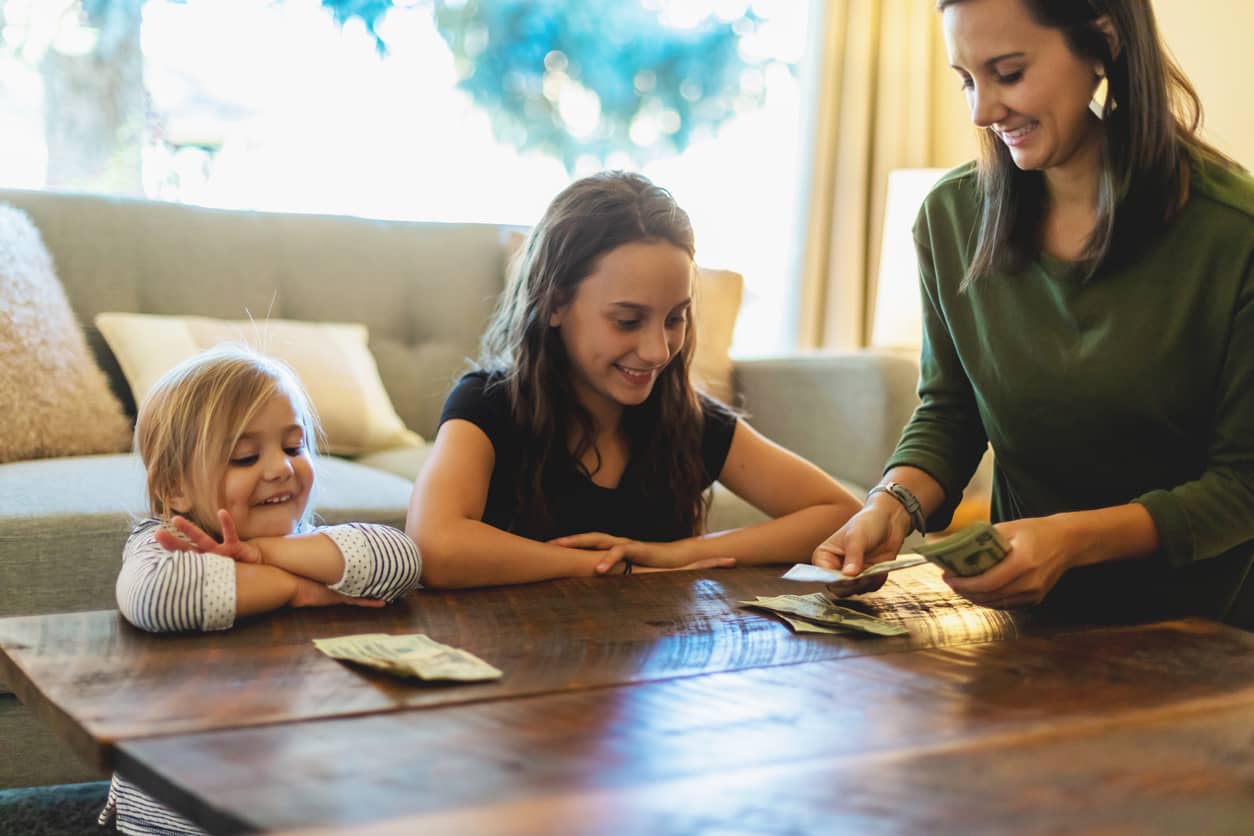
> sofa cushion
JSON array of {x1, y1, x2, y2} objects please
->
[
  {"x1": 0, "y1": 454, "x2": 414, "y2": 623},
  {"x1": 0, "y1": 189, "x2": 513, "y2": 440},
  {"x1": 692, "y1": 268, "x2": 743, "y2": 403},
  {"x1": 355, "y1": 443, "x2": 434, "y2": 482},
  {"x1": 95, "y1": 312, "x2": 423, "y2": 456},
  {"x1": 0, "y1": 205, "x2": 131, "y2": 464}
]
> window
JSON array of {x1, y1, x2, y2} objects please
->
[{"x1": 0, "y1": 0, "x2": 816, "y2": 353}]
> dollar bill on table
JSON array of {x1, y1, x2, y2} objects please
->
[
  {"x1": 313, "y1": 633, "x2": 503, "y2": 682},
  {"x1": 914, "y1": 522, "x2": 1010, "y2": 577},
  {"x1": 740, "y1": 593, "x2": 908, "y2": 637},
  {"x1": 776, "y1": 613, "x2": 846, "y2": 635}
]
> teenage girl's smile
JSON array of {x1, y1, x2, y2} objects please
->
[
  {"x1": 550, "y1": 239, "x2": 693, "y2": 422},
  {"x1": 614, "y1": 363, "x2": 664, "y2": 387}
]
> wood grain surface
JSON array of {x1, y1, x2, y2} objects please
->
[
  {"x1": 0, "y1": 565, "x2": 1040, "y2": 768},
  {"x1": 115, "y1": 619, "x2": 1254, "y2": 835}
]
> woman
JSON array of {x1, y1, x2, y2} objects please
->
[{"x1": 815, "y1": 0, "x2": 1254, "y2": 628}]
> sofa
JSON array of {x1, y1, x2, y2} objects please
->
[{"x1": 0, "y1": 187, "x2": 921, "y2": 790}]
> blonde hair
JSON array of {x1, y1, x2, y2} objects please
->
[{"x1": 134, "y1": 345, "x2": 321, "y2": 533}]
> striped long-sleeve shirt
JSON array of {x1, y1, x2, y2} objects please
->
[
  {"x1": 102, "y1": 518, "x2": 422, "y2": 834},
  {"x1": 115, "y1": 518, "x2": 422, "y2": 632}
]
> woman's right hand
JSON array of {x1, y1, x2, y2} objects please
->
[{"x1": 811, "y1": 499, "x2": 909, "y2": 577}]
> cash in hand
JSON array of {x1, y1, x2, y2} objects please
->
[{"x1": 913, "y1": 521, "x2": 1010, "y2": 577}]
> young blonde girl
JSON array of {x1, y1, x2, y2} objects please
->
[
  {"x1": 408, "y1": 171, "x2": 861, "y2": 587},
  {"x1": 101, "y1": 345, "x2": 421, "y2": 835}
]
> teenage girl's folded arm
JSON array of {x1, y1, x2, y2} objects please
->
[
  {"x1": 406, "y1": 419, "x2": 613, "y2": 588},
  {"x1": 563, "y1": 419, "x2": 862, "y2": 572},
  {"x1": 407, "y1": 419, "x2": 730, "y2": 587}
]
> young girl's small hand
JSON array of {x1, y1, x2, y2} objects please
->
[
  {"x1": 155, "y1": 511, "x2": 264, "y2": 564},
  {"x1": 288, "y1": 576, "x2": 387, "y2": 609}
]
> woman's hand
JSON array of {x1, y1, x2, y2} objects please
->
[
  {"x1": 550, "y1": 533, "x2": 736, "y2": 575},
  {"x1": 155, "y1": 511, "x2": 264, "y2": 564},
  {"x1": 943, "y1": 517, "x2": 1073, "y2": 609},
  {"x1": 811, "y1": 498, "x2": 910, "y2": 577},
  {"x1": 288, "y1": 576, "x2": 387, "y2": 609}
]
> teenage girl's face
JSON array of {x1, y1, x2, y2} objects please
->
[
  {"x1": 550, "y1": 240, "x2": 692, "y2": 421},
  {"x1": 943, "y1": 0, "x2": 1105, "y2": 177},
  {"x1": 215, "y1": 392, "x2": 314, "y2": 540}
]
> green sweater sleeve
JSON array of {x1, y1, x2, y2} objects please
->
[
  {"x1": 883, "y1": 225, "x2": 989, "y2": 531},
  {"x1": 1135, "y1": 261, "x2": 1254, "y2": 568}
]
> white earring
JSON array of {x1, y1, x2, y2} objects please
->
[{"x1": 1089, "y1": 71, "x2": 1115, "y2": 119}]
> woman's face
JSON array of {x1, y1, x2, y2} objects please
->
[
  {"x1": 549, "y1": 240, "x2": 692, "y2": 424},
  {"x1": 943, "y1": 0, "x2": 1105, "y2": 176}
]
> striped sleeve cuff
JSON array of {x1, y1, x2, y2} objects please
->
[
  {"x1": 323, "y1": 524, "x2": 374, "y2": 597},
  {"x1": 321, "y1": 523, "x2": 421, "y2": 601},
  {"x1": 202, "y1": 554, "x2": 237, "y2": 631}
]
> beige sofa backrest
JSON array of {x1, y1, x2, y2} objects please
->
[{"x1": 0, "y1": 188, "x2": 514, "y2": 439}]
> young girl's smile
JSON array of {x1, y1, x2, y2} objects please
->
[
  {"x1": 550, "y1": 240, "x2": 693, "y2": 421},
  {"x1": 218, "y1": 393, "x2": 314, "y2": 539}
]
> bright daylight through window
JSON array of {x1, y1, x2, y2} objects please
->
[{"x1": 0, "y1": 0, "x2": 814, "y2": 353}]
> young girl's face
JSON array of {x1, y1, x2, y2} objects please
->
[
  {"x1": 214, "y1": 392, "x2": 314, "y2": 539},
  {"x1": 550, "y1": 240, "x2": 692, "y2": 419}
]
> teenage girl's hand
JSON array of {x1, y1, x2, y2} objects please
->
[
  {"x1": 811, "y1": 498, "x2": 910, "y2": 577},
  {"x1": 943, "y1": 517, "x2": 1070, "y2": 609},
  {"x1": 288, "y1": 575, "x2": 387, "y2": 609},
  {"x1": 155, "y1": 511, "x2": 264, "y2": 564},
  {"x1": 549, "y1": 532, "x2": 736, "y2": 574}
]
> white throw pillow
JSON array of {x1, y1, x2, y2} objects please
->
[{"x1": 95, "y1": 312, "x2": 422, "y2": 457}]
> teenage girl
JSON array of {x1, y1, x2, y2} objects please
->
[{"x1": 408, "y1": 171, "x2": 861, "y2": 587}]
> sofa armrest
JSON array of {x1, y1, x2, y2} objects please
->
[{"x1": 730, "y1": 350, "x2": 920, "y2": 493}]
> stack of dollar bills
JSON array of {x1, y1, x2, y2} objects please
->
[
  {"x1": 913, "y1": 521, "x2": 1010, "y2": 576},
  {"x1": 740, "y1": 593, "x2": 908, "y2": 637},
  {"x1": 313, "y1": 633, "x2": 502, "y2": 682}
]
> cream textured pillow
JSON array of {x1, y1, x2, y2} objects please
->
[
  {"x1": 692, "y1": 268, "x2": 743, "y2": 403},
  {"x1": 95, "y1": 313, "x2": 422, "y2": 457},
  {"x1": 0, "y1": 205, "x2": 132, "y2": 463}
]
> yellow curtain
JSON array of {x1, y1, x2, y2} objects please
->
[{"x1": 797, "y1": 0, "x2": 952, "y2": 350}]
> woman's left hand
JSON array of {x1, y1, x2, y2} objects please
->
[
  {"x1": 943, "y1": 516, "x2": 1074, "y2": 609},
  {"x1": 550, "y1": 532, "x2": 735, "y2": 574}
]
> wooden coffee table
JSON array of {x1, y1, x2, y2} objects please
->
[{"x1": 3, "y1": 565, "x2": 1252, "y2": 834}]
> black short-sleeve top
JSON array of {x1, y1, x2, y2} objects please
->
[{"x1": 438, "y1": 371, "x2": 737, "y2": 542}]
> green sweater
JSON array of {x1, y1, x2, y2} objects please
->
[{"x1": 888, "y1": 156, "x2": 1254, "y2": 628}]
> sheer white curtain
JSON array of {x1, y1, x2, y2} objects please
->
[{"x1": 797, "y1": 0, "x2": 954, "y2": 350}]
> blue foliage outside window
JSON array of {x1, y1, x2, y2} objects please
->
[{"x1": 321, "y1": 0, "x2": 776, "y2": 170}]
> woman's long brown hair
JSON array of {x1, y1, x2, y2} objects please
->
[
  {"x1": 937, "y1": 0, "x2": 1239, "y2": 285},
  {"x1": 479, "y1": 171, "x2": 714, "y2": 538}
]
